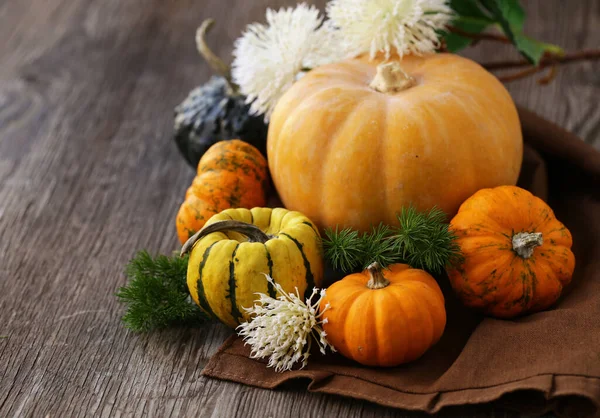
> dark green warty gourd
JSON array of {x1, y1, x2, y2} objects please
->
[
  {"x1": 173, "y1": 19, "x2": 268, "y2": 169},
  {"x1": 174, "y1": 77, "x2": 268, "y2": 168}
]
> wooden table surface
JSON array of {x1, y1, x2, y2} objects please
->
[{"x1": 1, "y1": 1, "x2": 598, "y2": 416}]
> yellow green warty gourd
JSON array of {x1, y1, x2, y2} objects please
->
[{"x1": 182, "y1": 207, "x2": 324, "y2": 328}]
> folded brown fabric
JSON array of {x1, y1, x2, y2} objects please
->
[{"x1": 203, "y1": 108, "x2": 600, "y2": 417}]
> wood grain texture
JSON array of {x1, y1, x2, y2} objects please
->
[{"x1": 0, "y1": 0, "x2": 598, "y2": 417}]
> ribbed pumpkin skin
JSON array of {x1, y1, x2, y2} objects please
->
[
  {"x1": 268, "y1": 53, "x2": 523, "y2": 232},
  {"x1": 187, "y1": 207, "x2": 323, "y2": 328},
  {"x1": 176, "y1": 140, "x2": 268, "y2": 244},
  {"x1": 447, "y1": 186, "x2": 575, "y2": 318},
  {"x1": 320, "y1": 264, "x2": 446, "y2": 367}
]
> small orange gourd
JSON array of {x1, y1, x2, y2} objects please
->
[
  {"x1": 447, "y1": 185, "x2": 575, "y2": 318},
  {"x1": 320, "y1": 263, "x2": 446, "y2": 367},
  {"x1": 268, "y1": 54, "x2": 523, "y2": 232},
  {"x1": 176, "y1": 140, "x2": 268, "y2": 244}
]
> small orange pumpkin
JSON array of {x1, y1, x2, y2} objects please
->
[
  {"x1": 176, "y1": 140, "x2": 268, "y2": 244},
  {"x1": 320, "y1": 262, "x2": 446, "y2": 367},
  {"x1": 447, "y1": 185, "x2": 575, "y2": 318}
]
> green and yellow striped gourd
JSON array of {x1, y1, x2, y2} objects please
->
[{"x1": 181, "y1": 207, "x2": 324, "y2": 328}]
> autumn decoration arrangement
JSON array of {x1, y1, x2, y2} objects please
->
[{"x1": 118, "y1": 0, "x2": 586, "y2": 372}]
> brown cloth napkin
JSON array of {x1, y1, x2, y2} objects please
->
[{"x1": 202, "y1": 108, "x2": 600, "y2": 417}]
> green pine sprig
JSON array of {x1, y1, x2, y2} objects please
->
[
  {"x1": 323, "y1": 206, "x2": 463, "y2": 275},
  {"x1": 116, "y1": 251, "x2": 210, "y2": 333},
  {"x1": 323, "y1": 227, "x2": 363, "y2": 274}
]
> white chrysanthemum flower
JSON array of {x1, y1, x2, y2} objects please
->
[
  {"x1": 236, "y1": 275, "x2": 335, "y2": 372},
  {"x1": 232, "y1": 4, "x2": 344, "y2": 121},
  {"x1": 327, "y1": 0, "x2": 454, "y2": 59}
]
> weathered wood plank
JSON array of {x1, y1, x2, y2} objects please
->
[
  {"x1": 461, "y1": 0, "x2": 600, "y2": 149},
  {"x1": 0, "y1": 0, "x2": 598, "y2": 417}
]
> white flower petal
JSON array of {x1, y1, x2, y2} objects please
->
[
  {"x1": 236, "y1": 274, "x2": 336, "y2": 373},
  {"x1": 327, "y1": 0, "x2": 454, "y2": 59},
  {"x1": 232, "y1": 3, "x2": 345, "y2": 121}
]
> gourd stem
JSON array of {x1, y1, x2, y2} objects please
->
[
  {"x1": 366, "y1": 262, "x2": 390, "y2": 290},
  {"x1": 512, "y1": 232, "x2": 543, "y2": 259},
  {"x1": 196, "y1": 19, "x2": 238, "y2": 93},
  {"x1": 181, "y1": 220, "x2": 270, "y2": 256},
  {"x1": 369, "y1": 62, "x2": 416, "y2": 93}
]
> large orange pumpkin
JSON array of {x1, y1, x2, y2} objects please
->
[
  {"x1": 320, "y1": 262, "x2": 446, "y2": 367},
  {"x1": 268, "y1": 54, "x2": 523, "y2": 232},
  {"x1": 447, "y1": 186, "x2": 575, "y2": 318}
]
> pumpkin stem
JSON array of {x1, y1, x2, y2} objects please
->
[
  {"x1": 196, "y1": 19, "x2": 238, "y2": 93},
  {"x1": 366, "y1": 262, "x2": 390, "y2": 290},
  {"x1": 512, "y1": 232, "x2": 543, "y2": 259},
  {"x1": 369, "y1": 62, "x2": 416, "y2": 93},
  {"x1": 180, "y1": 220, "x2": 270, "y2": 256}
]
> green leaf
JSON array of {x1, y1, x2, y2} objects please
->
[
  {"x1": 480, "y1": 0, "x2": 548, "y2": 64},
  {"x1": 482, "y1": 0, "x2": 525, "y2": 30},
  {"x1": 511, "y1": 36, "x2": 548, "y2": 64},
  {"x1": 443, "y1": 0, "x2": 494, "y2": 52},
  {"x1": 450, "y1": 0, "x2": 492, "y2": 18},
  {"x1": 445, "y1": 0, "x2": 563, "y2": 64},
  {"x1": 443, "y1": 21, "x2": 487, "y2": 52}
]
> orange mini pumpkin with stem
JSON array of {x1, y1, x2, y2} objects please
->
[
  {"x1": 176, "y1": 140, "x2": 269, "y2": 244},
  {"x1": 447, "y1": 185, "x2": 575, "y2": 318},
  {"x1": 320, "y1": 262, "x2": 446, "y2": 367}
]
